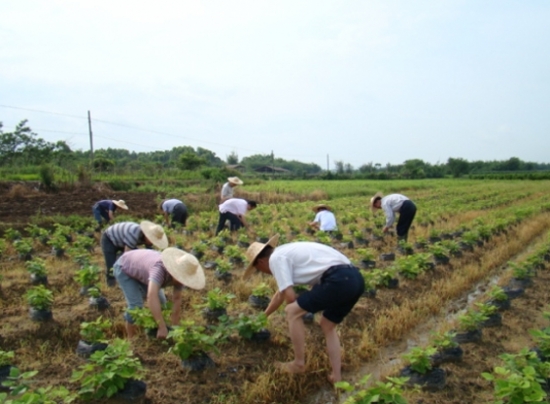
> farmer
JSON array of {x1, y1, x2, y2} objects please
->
[
  {"x1": 370, "y1": 192, "x2": 417, "y2": 242},
  {"x1": 160, "y1": 198, "x2": 188, "y2": 228},
  {"x1": 220, "y1": 177, "x2": 243, "y2": 202},
  {"x1": 114, "y1": 247, "x2": 205, "y2": 339},
  {"x1": 101, "y1": 221, "x2": 168, "y2": 286},
  {"x1": 92, "y1": 199, "x2": 128, "y2": 230},
  {"x1": 308, "y1": 204, "x2": 338, "y2": 232},
  {"x1": 215, "y1": 198, "x2": 257, "y2": 235},
  {"x1": 243, "y1": 235, "x2": 364, "y2": 383}
]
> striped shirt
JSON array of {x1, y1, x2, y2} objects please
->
[
  {"x1": 118, "y1": 249, "x2": 182, "y2": 290},
  {"x1": 105, "y1": 222, "x2": 142, "y2": 249}
]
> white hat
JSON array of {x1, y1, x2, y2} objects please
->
[
  {"x1": 161, "y1": 248, "x2": 205, "y2": 290},
  {"x1": 113, "y1": 200, "x2": 129, "y2": 210},
  {"x1": 369, "y1": 192, "x2": 384, "y2": 210},
  {"x1": 139, "y1": 221, "x2": 168, "y2": 249},
  {"x1": 228, "y1": 177, "x2": 243, "y2": 185},
  {"x1": 243, "y1": 234, "x2": 280, "y2": 279}
]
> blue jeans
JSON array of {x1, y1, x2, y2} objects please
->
[
  {"x1": 114, "y1": 262, "x2": 167, "y2": 324},
  {"x1": 92, "y1": 205, "x2": 110, "y2": 225}
]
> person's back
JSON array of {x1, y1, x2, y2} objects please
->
[{"x1": 314, "y1": 210, "x2": 337, "y2": 231}]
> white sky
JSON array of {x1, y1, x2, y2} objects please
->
[{"x1": 1, "y1": 1, "x2": 549, "y2": 169}]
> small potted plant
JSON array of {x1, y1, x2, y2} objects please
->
[
  {"x1": 4, "y1": 228, "x2": 22, "y2": 242},
  {"x1": 510, "y1": 261, "x2": 534, "y2": 289},
  {"x1": 211, "y1": 236, "x2": 226, "y2": 255},
  {"x1": 430, "y1": 331, "x2": 463, "y2": 366},
  {"x1": 357, "y1": 248, "x2": 376, "y2": 269},
  {"x1": 199, "y1": 288, "x2": 235, "y2": 322},
  {"x1": 414, "y1": 237, "x2": 428, "y2": 250},
  {"x1": 360, "y1": 270, "x2": 377, "y2": 299},
  {"x1": 190, "y1": 241, "x2": 207, "y2": 260},
  {"x1": 0, "y1": 350, "x2": 14, "y2": 387},
  {"x1": 256, "y1": 229, "x2": 269, "y2": 243},
  {"x1": 336, "y1": 374, "x2": 411, "y2": 404},
  {"x1": 454, "y1": 308, "x2": 488, "y2": 344},
  {"x1": 395, "y1": 256, "x2": 422, "y2": 280},
  {"x1": 48, "y1": 233, "x2": 68, "y2": 258},
  {"x1": 214, "y1": 258, "x2": 233, "y2": 283},
  {"x1": 475, "y1": 302, "x2": 501, "y2": 328},
  {"x1": 374, "y1": 267, "x2": 399, "y2": 289},
  {"x1": 71, "y1": 339, "x2": 146, "y2": 402},
  {"x1": 87, "y1": 286, "x2": 110, "y2": 311},
  {"x1": 353, "y1": 230, "x2": 367, "y2": 245},
  {"x1": 379, "y1": 251, "x2": 396, "y2": 262},
  {"x1": 428, "y1": 242, "x2": 450, "y2": 265},
  {"x1": 400, "y1": 346, "x2": 446, "y2": 391},
  {"x1": 13, "y1": 238, "x2": 33, "y2": 261},
  {"x1": 25, "y1": 258, "x2": 48, "y2": 286},
  {"x1": 223, "y1": 245, "x2": 245, "y2": 265},
  {"x1": 76, "y1": 317, "x2": 111, "y2": 358},
  {"x1": 74, "y1": 264, "x2": 101, "y2": 296},
  {"x1": 168, "y1": 321, "x2": 219, "y2": 371},
  {"x1": 237, "y1": 232, "x2": 250, "y2": 248},
  {"x1": 127, "y1": 306, "x2": 172, "y2": 338},
  {"x1": 397, "y1": 240, "x2": 414, "y2": 256},
  {"x1": 248, "y1": 282, "x2": 272, "y2": 310},
  {"x1": 25, "y1": 285, "x2": 54, "y2": 322},
  {"x1": 486, "y1": 285, "x2": 512, "y2": 310},
  {"x1": 234, "y1": 313, "x2": 270, "y2": 342}
]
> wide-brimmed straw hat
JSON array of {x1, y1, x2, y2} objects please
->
[
  {"x1": 369, "y1": 192, "x2": 384, "y2": 210},
  {"x1": 243, "y1": 234, "x2": 280, "y2": 279},
  {"x1": 140, "y1": 220, "x2": 168, "y2": 249},
  {"x1": 228, "y1": 177, "x2": 243, "y2": 186},
  {"x1": 312, "y1": 204, "x2": 331, "y2": 212},
  {"x1": 161, "y1": 248, "x2": 205, "y2": 290},
  {"x1": 113, "y1": 200, "x2": 129, "y2": 210}
]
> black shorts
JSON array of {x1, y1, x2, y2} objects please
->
[{"x1": 296, "y1": 265, "x2": 364, "y2": 324}]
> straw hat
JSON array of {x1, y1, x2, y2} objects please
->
[
  {"x1": 228, "y1": 177, "x2": 243, "y2": 186},
  {"x1": 161, "y1": 248, "x2": 205, "y2": 290},
  {"x1": 312, "y1": 204, "x2": 331, "y2": 212},
  {"x1": 139, "y1": 220, "x2": 168, "y2": 249},
  {"x1": 369, "y1": 192, "x2": 384, "y2": 210},
  {"x1": 113, "y1": 200, "x2": 129, "y2": 210},
  {"x1": 243, "y1": 234, "x2": 280, "y2": 279}
]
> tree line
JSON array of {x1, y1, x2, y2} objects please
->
[{"x1": 1, "y1": 120, "x2": 549, "y2": 179}]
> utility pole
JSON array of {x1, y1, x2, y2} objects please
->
[
  {"x1": 271, "y1": 150, "x2": 275, "y2": 180},
  {"x1": 87, "y1": 110, "x2": 94, "y2": 171},
  {"x1": 327, "y1": 154, "x2": 329, "y2": 172}
]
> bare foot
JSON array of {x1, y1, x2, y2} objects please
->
[
  {"x1": 327, "y1": 373, "x2": 341, "y2": 385},
  {"x1": 275, "y1": 361, "x2": 306, "y2": 374}
]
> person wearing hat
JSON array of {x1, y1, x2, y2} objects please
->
[
  {"x1": 92, "y1": 199, "x2": 129, "y2": 231},
  {"x1": 215, "y1": 198, "x2": 257, "y2": 235},
  {"x1": 370, "y1": 192, "x2": 417, "y2": 242},
  {"x1": 113, "y1": 247, "x2": 205, "y2": 339},
  {"x1": 220, "y1": 177, "x2": 243, "y2": 202},
  {"x1": 160, "y1": 198, "x2": 188, "y2": 228},
  {"x1": 243, "y1": 235, "x2": 364, "y2": 384},
  {"x1": 308, "y1": 204, "x2": 337, "y2": 232},
  {"x1": 101, "y1": 221, "x2": 168, "y2": 287}
]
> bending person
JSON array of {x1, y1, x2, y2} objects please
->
[
  {"x1": 370, "y1": 192, "x2": 417, "y2": 241},
  {"x1": 92, "y1": 199, "x2": 128, "y2": 231},
  {"x1": 160, "y1": 199, "x2": 188, "y2": 228},
  {"x1": 308, "y1": 204, "x2": 337, "y2": 232},
  {"x1": 215, "y1": 198, "x2": 257, "y2": 235}
]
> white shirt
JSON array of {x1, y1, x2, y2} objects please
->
[
  {"x1": 313, "y1": 210, "x2": 337, "y2": 231},
  {"x1": 221, "y1": 182, "x2": 233, "y2": 200},
  {"x1": 381, "y1": 194, "x2": 409, "y2": 227},
  {"x1": 269, "y1": 242, "x2": 351, "y2": 292},
  {"x1": 218, "y1": 198, "x2": 248, "y2": 216}
]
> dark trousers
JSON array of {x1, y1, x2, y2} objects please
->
[
  {"x1": 215, "y1": 212, "x2": 243, "y2": 235},
  {"x1": 100, "y1": 233, "x2": 124, "y2": 279},
  {"x1": 171, "y1": 203, "x2": 188, "y2": 227},
  {"x1": 396, "y1": 200, "x2": 417, "y2": 241}
]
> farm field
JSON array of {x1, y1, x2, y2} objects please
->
[{"x1": 1, "y1": 179, "x2": 550, "y2": 404}]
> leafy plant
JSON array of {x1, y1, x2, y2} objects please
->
[
  {"x1": 457, "y1": 308, "x2": 488, "y2": 331},
  {"x1": 168, "y1": 320, "x2": 221, "y2": 360},
  {"x1": 0, "y1": 350, "x2": 14, "y2": 367},
  {"x1": 357, "y1": 248, "x2": 376, "y2": 262},
  {"x1": 428, "y1": 242, "x2": 449, "y2": 259},
  {"x1": 233, "y1": 313, "x2": 268, "y2": 339},
  {"x1": 482, "y1": 365, "x2": 547, "y2": 404},
  {"x1": 25, "y1": 285, "x2": 54, "y2": 310},
  {"x1": 403, "y1": 346, "x2": 437, "y2": 374},
  {"x1": 73, "y1": 235, "x2": 95, "y2": 252},
  {"x1": 431, "y1": 331, "x2": 459, "y2": 350},
  {"x1": 395, "y1": 256, "x2": 422, "y2": 279},
  {"x1": 13, "y1": 239, "x2": 33, "y2": 256},
  {"x1": 486, "y1": 285, "x2": 509, "y2": 302},
  {"x1": 67, "y1": 247, "x2": 92, "y2": 267},
  {"x1": 215, "y1": 258, "x2": 232, "y2": 274},
  {"x1": 199, "y1": 287, "x2": 235, "y2": 311},
  {"x1": 74, "y1": 265, "x2": 101, "y2": 287},
  {"x1": 0, "y1": 367, "x2": 71, "y2": 403},
  {"x1": 251, "y1": 282, "x2": 272, "y2": 298},
  {"x1": 360, "y1": 270, "x2": 378, "y2": 291},
  {"x1": 509, "y1": 261, "x2": 533, "y2": 280},
  {"x1": 191, "y1": 241, "x2": 207, "y2": 254},
  {"x1": 48, "y1": 234, "x2": 68, "y2": 251},
  {"x1": 4, "y1": 228, "x2": 22, "y2": 242},
  {"x1": 80, "y1": 316, "x2": 112, "y2": 344},
  {"x1": 87, "y1": 286, "x2": 102, "y2": 299},
  {"x1": 71, "y1": 339, "x2": 144, "y2": 401},
  {"x1": 474, "y1": 302, "x2": 498, "y2": 318},
  {"x1": 25, "y1": 258, "x2": 47, "y2": 276},
  {"x1": 127, "y1": 307, "x2": 164, "y2": 330},
  {"x1": 336, "y1": 374, "x2": 410, "y2": 404}
]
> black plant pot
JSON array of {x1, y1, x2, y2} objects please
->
[
  {"x1": 451, "y1": 251, "x2": 463, "y2": 258},
  {"x1": 191, "y1": 250, "x2": 204, "y2": 260},
  {"x1": 89, "y1": 296, "x2": 111, "y2": 311},
  {"x1": 203, "y1": 308, "x2": 227, "y2": 322},
  {"x1": 340, "y1": 241, "x2": 354, "y2": 249},
  {"x1": 355, "y1": 238, "x2": 368, "y2": 246},
  {"x1": 237, "y1": 241, "x2": 250, "y2": 248},
  {"x1": 434, "y1": 255, "x2": 450, "y2": 265},
  {"x1": 109, "y1": 379, "x2": 147, "y2": 403},
  {"x1": 30, "y1": 274, "x2": 48, "y2": 286},
  {"x1": 248, "y1": 295, "x2": 270, "y2": 310},
  {"x1": 19, "y1": 253, "x2": 33, "y2": 261},
  {"x1": 214, "y1": 270, "x2": 232, "y2": 283},
  {"x1": 503, "y1": 286, "x2": 525, "y2": 299},
  {"x1": 29, "y1": 307, "x2": 52, "y2": 322},
  {"x1": 399, "y1": 366, "x2": 446, "y2": 391},
  {"x1": 459, "y1": 242, "x2": 474, "y2": 252},
  {"x1": 51, "y1": 247, "x2": 65, "y2": 258},
  {"x1": 380, "y1": 253, "x2": 395, "y2": 262},
  {"x1": 257, "y1": 237, "x2": 269, "y2": 243},
  {"x1": 430, "y1": 346, "x2": 463, "y2": 367},
  {"x1": 487, "y1": 297, "x2": 511, "y2": 311},
  {"x1": 481, "y1": 312, "x2": 502, "y2": 328},
  {"x1": 429, "y1": 236, "x2": 442, "y2": 244},
  {"x1": 75, "y1": 340, "x2": 108, "y2": 358},
  {"x1": 203, "y1": 261, "x2": 217, "y2": 270},
  {"x1": 385, "y1": 278, "x2": 399, "y2": 289},
  {"x1": 229, "y1": 257, "x2": 243, "y2": 266},
  {"x1": 361, "y1": 260, "x2": 376, "y2": 269},
  {"x1": 453, "y1": 328, "x2": 482, "y2": 344},
  {"x1": 0, "y1": 365, "x2": 12, "y2": 392},
  {"x1": 249, "y1": 328, "x2": 271, "y2": 342},
  {"x1": 181, "y1": 351, "x2": 216, "y2": 372},
  {"x1": 511, "y1": 277, "x2": 533, "y2": 289}
]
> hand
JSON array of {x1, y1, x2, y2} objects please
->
[
  {"x1": 156, "y1": 324, "x2": 169, "y2": 339},
  {"x1": 382, "y1": 226, "x2": 389, "y2": 233}
]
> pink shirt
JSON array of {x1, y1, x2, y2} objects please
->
[{"x1": 118, "y1": 249, "x2": 182, "y2": 290}]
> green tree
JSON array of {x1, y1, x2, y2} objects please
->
[
  {"x1": 447, "y1": 157, "x2": 470, "y2": 178},
  {"x1": 179, "y1": 152, "x2": 206, "y2": 171}
]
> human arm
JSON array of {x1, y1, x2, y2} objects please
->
[
  {"x1": 264, "y1": 286, "x2": 297, "y2": 317},
  {"x1": 163, "y1": 211, "x2": 170, "y2": 226},
  {"x1": 108, "y1": 210, "x2": 115, "y2": 221},
  {"x1": 238, "y1": 214, "x2": 248, "y2": 227},
  {"x1": 147, "y1": 281, "x2": 169, "y2": 339}
]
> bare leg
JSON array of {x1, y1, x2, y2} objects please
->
[
  {"x1": 278, "y1": 302, "x2": 307, "y2": 373},
  {"x1": 320, "y1": 315, "x2": 341, "y2": 383},
  {"x1": 126, "y1": 322, "x2": 138, "y2": 339}
]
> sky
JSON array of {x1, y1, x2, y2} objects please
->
[{"x1": 1, "y1": 1, "x2": 549, "y2": 169}]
